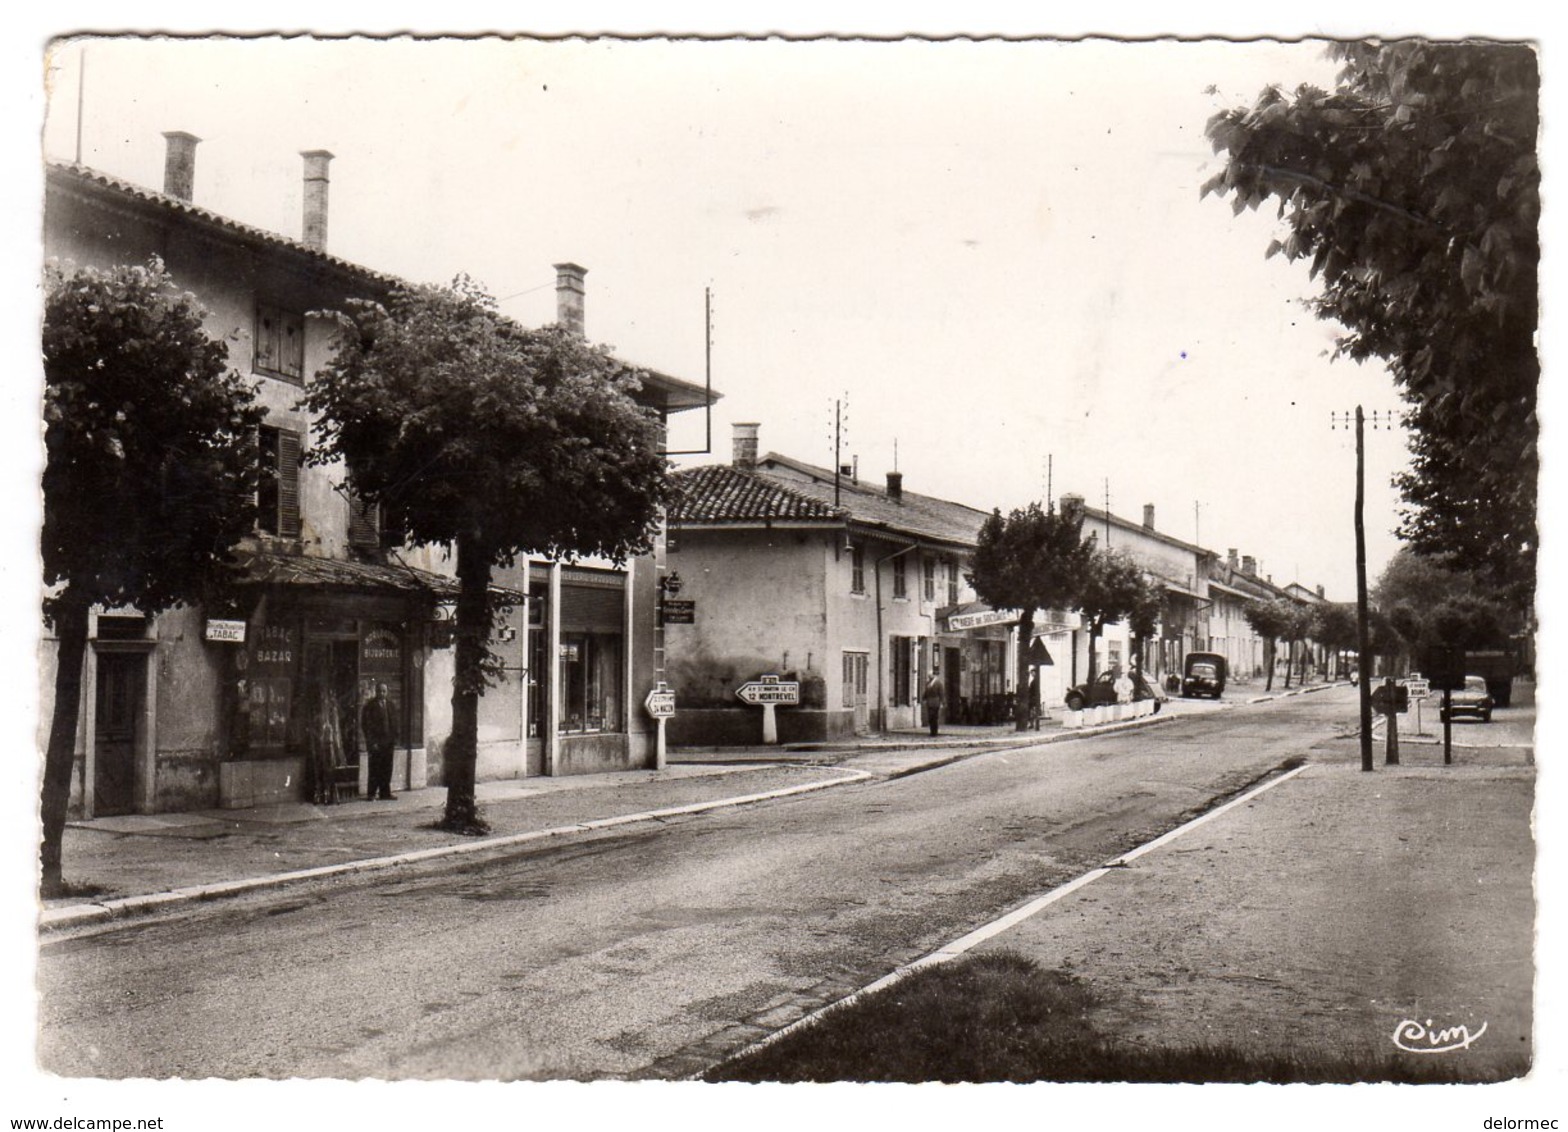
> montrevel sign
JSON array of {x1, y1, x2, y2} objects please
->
[{"x1": 735, "y1": 674, "x2": 801, "y2": 705}]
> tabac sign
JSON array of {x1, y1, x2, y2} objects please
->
[
  {"x1": 946, "y1": 608, "x2": 1020, "y2": 632},
  {"x1": 204, "y1": 619, "x2": 247, "y2": 643}
]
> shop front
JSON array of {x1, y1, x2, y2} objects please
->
[
  {"x1": 934, "y1": 603, "x2": 1017, "y2": 725},
  {"x1": 218, "y1": 553, "x2": 448, "y2": 809}
]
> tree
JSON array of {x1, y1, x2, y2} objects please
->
[
  {"x1": 306, "y1": 277, "x2": 674, "y2": 834},
  {"x1": 969, "y1": 502, "x2": 1092, "y2": 730},
  {"x1": 1203, "y1": 42, "x2": 1539, "y2": 612},
  {"x1": 1311, "y1": 602, "x2": 1359, "y2": 676},
  {"x1": 41, "y1": 258, "x2": 264, "y2": 896},
  {"x1": 1075, "y1": 549, "x2": 1159, "y2": 684},
  {"x1": 1243, "y1": 599, "x2": 1297, "y2": 692}
]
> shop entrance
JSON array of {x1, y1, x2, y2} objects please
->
[
  {"x1": 302, "y1": 631, "x2": 361, "y2": 798},
  {"x1": 842, "y1": 651, "x2": 869, "y2": 735},
  {"x1": 92, "y1": 652, "x2": 143, "y2": 816}
]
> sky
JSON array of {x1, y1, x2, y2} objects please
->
[
  {"x1": 35, "y1": 34, "x2": 1411, "y2": 600},
  {"x1": 7, "y1": 6, "x2": 1560, "y2": 1129}
]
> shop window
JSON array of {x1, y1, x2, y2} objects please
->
[
  {"x1": 258, "y1": 426, "x2": 302, "y2": 538},
  {"x1": 558, "y1": 632, "x2": 623, "y2": 733},
  {"x1": 923, "y1": 556, "x2": 936, "y2": 602},
  {"x1": 254, "y1": 302, "x2": 305, "y2": 383},
  {"x1": 892, "y1": 554, "x2": 908, "y2": 600},
  {"x1": 850, "y1": 544, "x2": 865, "y2": 594}
]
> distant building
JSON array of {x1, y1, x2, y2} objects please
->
[
  {"x1": 664, "y1": 425, "x2": 1080, "y2": 740},
  {"x1": 42, "y1": 133, "x2": 713, "y2": 816}
]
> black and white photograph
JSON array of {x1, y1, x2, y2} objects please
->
[{"x1": 7, "y1": 7, "x2": 1557, "y2": 1130}]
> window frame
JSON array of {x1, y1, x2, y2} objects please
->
[{"x1": 253, "y1": 302, "x2": 306, "y2": 384}]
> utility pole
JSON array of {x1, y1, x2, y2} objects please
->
[{"x1": 1332, "y1": 408, "x2": 1375, "y2": 771}]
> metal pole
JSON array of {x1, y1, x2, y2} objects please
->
[{"x1": 1355, "y1": 407, "x2": 1374, "y2": 772}]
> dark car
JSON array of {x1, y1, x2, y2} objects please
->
[
  {"x1": 1181, "y1": 651, "x2": 1227, "y2": 699},
  {"x1": 1064, "y1": 669, "x2": 1163, "y2": 712},
  {"x1": 1441, "y1": 675, "x2": 1494, "y2": 723}
]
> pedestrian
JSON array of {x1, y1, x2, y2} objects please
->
[
  {"x1": 1113, "y1": 665, "x2": 1134, "y2": 705},
  {"x1": 921, "y1": 672, "x2": 945, "y2": 736},
  {"x1": 361, "y1": 682, "x2": 397, "y2": 800},
  {"x1": 1027, "y1": 670, "x2": 1041, "y2": 729}
]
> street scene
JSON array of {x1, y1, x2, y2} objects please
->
[{"x1": 17, "y1": 23, "x2": 1546, "y2": 1132}]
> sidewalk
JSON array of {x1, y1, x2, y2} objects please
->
[
  {"x1": 963, "y1": 704, "x2": 1536, "y2": 1078},
  {"x1": 40, "y1": 679, "x2": 1342, "y2": 933}
]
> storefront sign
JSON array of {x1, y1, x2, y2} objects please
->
[
  {"x1": 736, "y1": 674, "x2": 800, "y2": 705},
  {"x1": 662, "y1": 599, "x2": 696, "y2": 624},
  {"x1": 947, "y1": 608, "x2": 1020, "y2": 632},
  {"x1": 205, "y1": 619, "x2": 247, "y2": 643}
]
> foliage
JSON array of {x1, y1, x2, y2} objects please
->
[
  {"x1": 308, "y1": 277, "x2": 674, "y2": 832},
  {"x1": 1310, "y1": 602, "x2": 1359, "y2": 654},
  {"x1": 41, "y1": 257, "x2": 264, "y2": 896},
  {"x1": 1076, "y1": 549, "x2": 1159, "y2": 682},
  {"x1": 42, "y1": 258, "x2": 264, "y2": 623},
  {"x1": 1203, "y1": 42, "x2": 1539, "y2": 611},
  {"x1": 969, "y1": 502, "x2": 1093, "y2": 728},
  {"x1": 1243, "y1": 598, "x2": 1298, "y2": 690}
]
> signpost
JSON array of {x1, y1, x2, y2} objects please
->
[
  {"x1": 736, "y1": 673, "x2": 800, "y2": 745},
  {"x1": 1372, "y1": 678, "x2": 1409, "y2": 765},
  {"x1": 644, "y1": 681, "x2": 676, "y2": 769}
]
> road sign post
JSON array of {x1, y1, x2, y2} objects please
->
[
  {"x1": 735, "y1": 674, "x2": 801, "y2": 745},
  {"x1": 644, "y1": 682, "x2": 676, "y2": 769}
]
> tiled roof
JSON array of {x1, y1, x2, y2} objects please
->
[
  {"x1": 669, "y1": 464, "x2": 846, "y2": 525},
  {"x1": 46, "y1": 161, "x2": 715, "y2": 414},
  {"x1": 758, "y1": 454, "x2": 989, "y2": 548},
  {"x1": 47, "y1": 161, "x2": 400, "y2": 289},
  {"x1": 671, "y1": 456, "x2": 989, "y2": 548}
]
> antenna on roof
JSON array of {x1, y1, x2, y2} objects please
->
[{"x1": 74, "y1": 46, "x2": 86, "y2": 165}]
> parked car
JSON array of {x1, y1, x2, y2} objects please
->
[
  {"x1": 1180, "y1": 651, "x2": 1227, "y2": 699},
  {"x1": 1440, "y1": 675, "x2": 1494, "y2": 723},
  {"x1": 1064, "y1": 669, "x2": 1164, "y2": 712}
]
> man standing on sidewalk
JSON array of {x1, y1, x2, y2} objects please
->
[
  {"x1": 921, "y1": 673, "x2": 945, "y2": 736},
  {"x1": 361, "y1": 683, "x2": 397, "y2": 801}
]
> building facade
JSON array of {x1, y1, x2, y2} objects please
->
[
  {"x1": 41, "y1": 134, "x2": 711, "y2": 817},
  {"x1": 665, "y1": 425, "x2": 1061, "y2": 741}
]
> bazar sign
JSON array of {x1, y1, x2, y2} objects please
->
[{"x1": 947, "y1": 608, "x2": 1020, "y2": 632}]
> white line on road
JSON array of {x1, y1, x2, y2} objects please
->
[{"x1": 706, "y1": 761, "x2": 1310, "y2": 1073}]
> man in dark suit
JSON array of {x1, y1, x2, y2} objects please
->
[{"x1": 361, "y1": 683, "x2": 397, "y2": 800}]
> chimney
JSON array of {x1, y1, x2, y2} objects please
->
[
  {"x1": 1317, "y1": 584, "x2": 1326, "y2": 599},
  {"x1": 161, "y1": 131, "x2": 200, "y2": 202},
  {"x1": 886, "y1": 471, "x2": 903, "y2": 502},
  {"x1": 1242, "y1": 555, "x2": 1257, "y2": 575},
  {"x1": 554, "y1": 262, "x2": 587, "y2": 336},
  {"x1": 732, "y1": 422, "x2": 760, "y2": 471},
  {"x1": 300, "y1": 149, "x2": 334, "y2": 250},
  {"x1": 1143, "y1": 503, "x2": 1155, "y2": 531},
  {"x1": 1060, "y1": 493, "x2": 1086, "y2": 523},
  {"x1": 1227, "y1": 548, "x2": 1238, "y2": 570}
]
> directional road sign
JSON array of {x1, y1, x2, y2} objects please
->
[{"x1": 735, "y1": 674, "x2": 801, "y2": 706}]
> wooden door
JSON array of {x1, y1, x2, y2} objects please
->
[{"x1": 93, "y1": 653, "x2": 143, "y2": 816}]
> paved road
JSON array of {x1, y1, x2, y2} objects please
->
[{"x1": 38, "y1": 691, "x2": 1355, "y2": 1081}]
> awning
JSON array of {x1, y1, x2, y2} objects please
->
[{"x1": 233, "y1": 551, "x2": 523, "y2": 603}]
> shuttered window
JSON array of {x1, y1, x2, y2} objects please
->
[
  {"x1": 258, "y1": 426, "x2": 302, "y2": 538},
  {"x1": 254, "y1": 303, "x2": 305, "y2": 383},
  {"x1": 346, "y1": 485, "x2": 379, "y2": 551}
]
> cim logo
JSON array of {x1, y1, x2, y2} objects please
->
[{"x1": 1391, "y1": 1017, "x2": 1488, "y2": 1054}]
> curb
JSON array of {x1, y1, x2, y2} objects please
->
[{"x1": 40, "y1": 767, "x2": 874, "y2": 935}]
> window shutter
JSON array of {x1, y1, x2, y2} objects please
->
[
  {"x1": 278, "y1": 430, "x2": 302, "y2": 538},
  {"x1": 347, "y1": 485, "x2": 379, "y2": 550}
]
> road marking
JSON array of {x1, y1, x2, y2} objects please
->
[{"x1": 704, "y1": 761, "x2": 1310, "y2": 1074}]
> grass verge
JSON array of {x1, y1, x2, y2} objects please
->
[{"x1": 705, "y1": 951, "x2": 1525, "y2": 1084}]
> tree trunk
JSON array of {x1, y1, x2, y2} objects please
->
[
  {"x1": 1264, "y1": 638, "x2": 1275, "y2": 692},
  {"x1": 1284, "y1": 640, "x2": 1294, "y2": 689},
  {"x1": 442, "y1": 532, "x2": 492, "y2": 834},
  {"x1": 1086, "y1": 622, "x2": 1102, "y2": 683},
  {"x1": 1014, "y1": 611, "x2": 1035, "y2": 732},
  {"x1": 41, "y1": 590, "x2": 90, "y2": 898}
]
